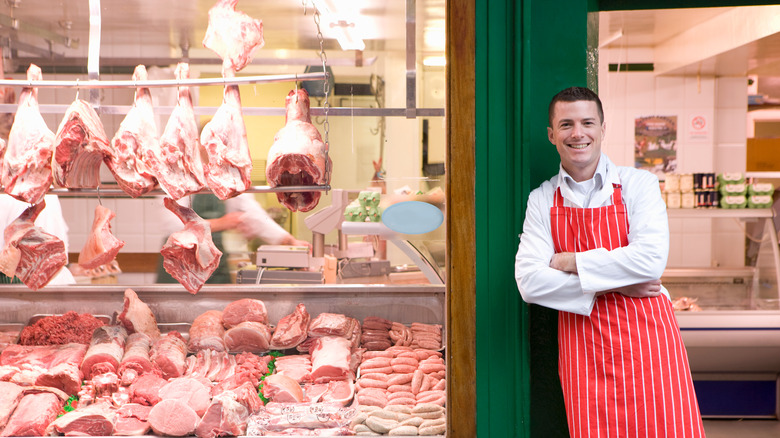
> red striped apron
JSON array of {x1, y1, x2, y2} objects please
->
[{"x1": 552, "y1": 184, "x2": 705, "y2": 438}]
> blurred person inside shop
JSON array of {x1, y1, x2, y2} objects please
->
[
  {"x1": 0, "y1": 194, "x2": 75, "y2": 285},
  {"x1": 155, "y1": 192, "x2": 309, "y2": 284},
  {"x1": 514, "y1": 86, "x2": 705, "y2": 437}
]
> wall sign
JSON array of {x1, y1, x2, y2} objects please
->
[{"x1": 634, "y1": 115, "x2": 677, "y2": 178}]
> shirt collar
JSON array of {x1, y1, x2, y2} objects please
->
[{"x1": 557, "y1": 154, "x2": 618, "y2": 207}]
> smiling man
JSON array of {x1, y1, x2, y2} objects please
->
[{"x1": 514, "y1": 87, "x2": 705, "y2": 437}]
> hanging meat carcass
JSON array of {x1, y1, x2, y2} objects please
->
[
  {"x1": 266, "y1": 89, "x2": 332, "y2": 212},
  {"x1": 200, "y1": 67, "x2": 252, "y2": 200},
  {"x1": 105, "y1": 65, "x2": 158, "y2": 197},
  {"x1": 146, "y1": 62, "x2": 206, "y2": 200},
  {"x1": 160, "y1": 197, "x2": 222, "y2": 294},
  {"x1": 1, "y1": 64, "x2": 54, "y2": 205},
  {"x1": 53, "y1": 99, "x2": 110, "y2": 189},
  {"x1": 78, "y1": 204, "x2": 125, "y2": 270},
  {"x1": 202, "y1": 0, "x2": 264, "y2": 72},
  {"x1": 0, "y1": 201, "x2": 67, "y2": 290}
]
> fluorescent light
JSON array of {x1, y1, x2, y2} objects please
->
[
  {"x1": 311, "y1": 0, "x2": 365, "y2": 51},
  {"x1": 423, "y1": 56, "x2": 446, "y2": 67}
]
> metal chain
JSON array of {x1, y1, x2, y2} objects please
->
[{"x1": 312, "y1": 4, "x2": 331, "y2": 184}]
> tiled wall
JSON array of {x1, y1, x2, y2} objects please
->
[{"x1": 598, "y1": 53, "x2": 748, "y2": 269}]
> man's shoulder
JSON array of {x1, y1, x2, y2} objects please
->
[{"x1": 614, "y1": 165, "x2": 660, "y2": 185}]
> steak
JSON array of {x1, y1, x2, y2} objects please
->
[
  {"x1": 0, "y1": 382, "x2": 24, "y2": 432},
  {"x1": 202, "y1": 0, "x2": 264, "y2": 72},
  {"x1": 1, "y1": 64, "x2": 54, "y2": 205},
  {"x1": 266, "y1": 89, "x2": 332, "y2": 212},
  {"x1": 159, "y1": 377, "x2": 213, "y2": 417},
  {"x1": 114, "y1": 403, "x2": 152, "y2": 436},
  {"x1": 0, "y1": 392, "x2": 61, "y2": 437},
  {"x1": 128, "y1": 373, "x2": 167, "y2": 406},
  {"x1": 78, "y1": 204, "x2": 125, "y2": 270},
  {"x1": 200, "y1": 67, "x2": 252, "y2": 200},
  {"x1": 117, "y1": 288, "x2": 161, "y2": 340},
  {"x1": 160, "y1": 197, "x2": 222, "y2": 293},
  {"x1": 105, "y1": 65, "x2": 157, "y2": 197},
  {"x1": 270, "y1": 303, "x2": 310, "y2": 350},
  {"x1": 0, "y1": 201, "x2": 67, "y2": 290},
  {"x1": 52, "y1": 99, "x2": 109, "y2": 189},
  {"x1": 262, "y1": 373, "x2": 304, "y2": 403},
  {"x1": 147, "y1": 62, "x2": 206, "y2": 200},
  {"x1": 274, "y1": 354, "x2": 311, "y2": 383}
]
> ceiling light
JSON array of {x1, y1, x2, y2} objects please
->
[{"x1": 311, "y1": 0, "x2": 366, "y2": 52}]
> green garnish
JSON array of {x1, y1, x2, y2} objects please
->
[{"x1": 58, "y1": 395, "x2": 79, "y2": 417}]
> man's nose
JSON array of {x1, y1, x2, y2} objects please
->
[{"x1": 571, "y1": 123, "x2": 584, "y2": 137}]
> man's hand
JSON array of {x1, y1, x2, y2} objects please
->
[
  {"x1": 607, "y1": 280, "x2": 662, "y2": 298},
  {"x1": 550, "y1": 252, "x2": 577, "y2": 273}
]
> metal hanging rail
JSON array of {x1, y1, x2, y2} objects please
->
[
  {"x1": 0, "y1": 72, "x2": 327, "y2": 89},
  {"x1": 44, "y1": 185, "x2": 332, "y2": 198}
]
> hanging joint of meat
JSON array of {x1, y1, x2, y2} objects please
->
[
  {"x1": 105, "y1": 65, "x2": 158, "y2": 197},
  {"x1": 266, "y1": 88, "x2": 332, "y2": 212},
  {"x1": 1, "y1": 64, "x2": 54, "y2": 205},
  {"x1": 202, "y1": 0, "x2": 264, "y2": 72},
  {"x1": 160, "y1": 197, "x2": 222, "y2": 294},
  {"x1": 53, "y1": 99, "x2": 110, "y2": 189},
  {"x1": 78, "y1": 204, "x2": 125, "y2": 270},
  {"x1": 200, "y1": 67, "x2": 252, "y2": 200}
]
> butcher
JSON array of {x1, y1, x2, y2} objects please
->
[
  {"x1": 155, "y1": 193, "x2": 309, "y2": 284},
  {"x1": 514, "y1": 87, "x2": 705, "y2": 437},
  {"x1": 0, "y1": 194, "x2": 74, "y2": 285}
]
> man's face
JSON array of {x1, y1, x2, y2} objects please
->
[{"x1": 547, "y1": 100, "x2": 605, "y2": 182}]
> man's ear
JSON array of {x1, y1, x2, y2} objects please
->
[{"x1": 547, "y1": 126, "x2": 554, "y2": 144}]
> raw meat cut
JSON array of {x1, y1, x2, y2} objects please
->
[
  {"x1": 147, "y1": 62, "x2": 206, "y2": 200},
  {"x1": 309, "y1": 336, "x2": 352, "y2": 383},
  {"x1": 128, "y1": 373, "x2": 167, "y2": 406},
  {"x1": 19, "y1": 311, "x2": 105, "y2": 346},
  {"x1": 161, "y1": 197, "x2": 223, "y2": 293},
  {"x1": 188, "y1": 310, "x2": 227, "y2": 352},
  {"x1": 195, "y1": 391, "x2": 251, "y2": 438},
  {"x1": 80, "y1": 325, "x2": 128, "y2": 379},
  {"x1": 78, "y1": 204, "x2": 125, "y2": 270},
  {"x1": 1, "y1": 64, "x2": 54, "y2": 205},
  {"x1": 222, "y1": 298, "x2": 268, "y2": 328},
  {"x1": 274, "y1": 354, "x2": 311, "y2": 383},
  {"x1": 319, "y1": 379, "x2": 355, "y2": 406},
  {"x1": 202, "y1": 0, "x2": 264, "y2": 72},
  {"x1": 117, "y1": 288, "x2": 161, "y2": 340},
  {"x1": 224, "y1": 321, "x2": 271, "y2": 353},
  {"x1": 266, "y1": 89, "x2": 332, "y2": 212},
  {"x1": 0, "y1": 201, "x2": 67, "y2": 290},
  {"x1": 105, "y1": 65, "x2": 157, "y2": 197},
  {"x1": 149, "y1": 331, "x2": 188, "y2": 379},
  {"x1": 0, "y1": 392, "x2": 61, "y2": 437},
  {"x1": 250, "y1": 402, "x2": 354, "y2": 432},
  {"x1": 200, "y1": 67, "x2": 252, "y2": 200},
  {"x1": 159, "y1": 377, "x2": 212, "y2": 416},
  {"x1": 262, "y1": 373, "x2": 304, "y2": 403},
  {"x1": 118, "y1": 332, "x2": 156, "y2": 385},
  {"x1": 52, "y1": 99, "x2": 109, "y2": 188},
  {"x1": 114, "y1": 403, "x2": 152, "y2": 436},
  {"x1": 1, "y1": 343, "x2": 87, "y2": 396},
  {"x1": 308, "y1": 313, "x2": 357, "y2": 338},
  {"x1": 270, "y1": 303, "x2": 310, "y2": 350},
  {"x1": 209, "y1": 352, "x2": 269, "y2": 395},
  {"x1": 47, "y1": 400, "x2": 115, "y2": 437},
  {"x1": 148, "y1": 399, "x2": 200, "y2": 437},
  {"x1": 0, "y1": 382, "x2": 24, "y2": 431}
]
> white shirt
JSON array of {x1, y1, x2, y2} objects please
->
[
  {"x1": 514, "y1": 154, "x2": 670, "y2": 315},
  {"x1": 0, "y1": 194, "x2": 75, "y2": 285},
  {"x1": 159, "y1": 194, "x2": 292, "y2": 245}
]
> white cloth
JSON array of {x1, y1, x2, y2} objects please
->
[
  {"x1": 0, "y1": 194, "x2": 75, "y2": 285},
  {"x1": 514, "y1": 154, "x2": 670, "y2": 315},
  {"x1": 159, "y1": 194, "x2": 291, "y2": 245}
]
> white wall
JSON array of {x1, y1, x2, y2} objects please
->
[{"x1": 599, "y1": 48, "x2": 748, "y2": 269}]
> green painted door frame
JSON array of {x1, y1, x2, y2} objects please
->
[{"x1": 474, "y1": 0, "x2": 775, "y2": 436}]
